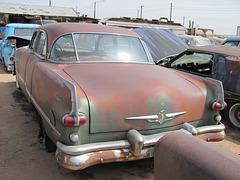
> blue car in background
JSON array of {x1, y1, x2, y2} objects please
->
[{"x1": 1, "y1": 23, "x2": 39, "y2": 71}]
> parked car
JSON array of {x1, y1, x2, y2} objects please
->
[
  {"x1": 7, "y1": 36, "x2": 31, "y2": 75},
  {"x1": 209, "y1": 37, "x2": 225, "y2": 45},
  {"x1": 14, "y1": 23, "x2": 226, "y2": 170},
  {"x1": 221, "y1": 36, "x2": 240, "y2": 46},
  {"x1": 1, "y1": 23, "x2": 39, "y2": 71},
  {"x1": 161, "y1": 45, "x2": 240, "y2": 128},
  {"x1": 178, "y1": 35, "x2": 212, "y2": 47},
  {"x1": 32, "y1": 19, "x2": 57, "y2": 25}
]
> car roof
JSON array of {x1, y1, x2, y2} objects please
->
[
  {"x1": 37, "y1": 23, "x2": 141, "y2": 52},
  {"x1": 224, "y1": 36, "x2": 240, "y2": 41},
  {"x1": 6, "y1": 23, "x2": 39, "y2": 28},
  {"x1": 187, "y1": 45, "x2": 240, "y2": 57},
  {"x1": 38, "y1": 22, "x2": 140, "y2": 38}
]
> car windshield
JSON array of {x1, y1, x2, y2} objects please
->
[
  {"x1": 50, "y1": 33, "x2": 150, "y2": 63},
  {"x1": 195, "y1": 38, "x2": 212, "y2": 46},
  {"x1": 14, "y1": 28, "x2": 36, "y2": 36},
  {"x1": 171, "y1": 52, "x2": 214, "y2": 74}
]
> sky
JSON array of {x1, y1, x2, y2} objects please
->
[{"x1": 0, "y1": 0, "x2": 239, "y2": 35}]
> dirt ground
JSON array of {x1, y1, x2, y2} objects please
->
[{"x1": 0, "y1": 62, "x2": 239, "y2": 180}]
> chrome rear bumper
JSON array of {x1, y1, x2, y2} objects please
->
[{"x1": 55, "y1": 122, "x2": 225, "y2": 170}]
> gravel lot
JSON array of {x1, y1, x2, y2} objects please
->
[{"x1": 0, "y1": 62, "x2": 239, "y2": 180}]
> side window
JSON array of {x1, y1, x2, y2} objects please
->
[
  {"x1": 35, "y1": 32, "x2": 47, "y2": 57},
  {"x1": 29, "y1": 31, "x2": 38, "y2": 50},
  {"x1": 50, "y1": 34, "x2": 76, "y2": 61},
  {"x1": 216, "y1": 56, "x2": 227, "y2": 74}
]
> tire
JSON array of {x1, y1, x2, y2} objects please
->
[
  {"x1": 45, "y1": 134, "x2": 57, "y2": 152},
  {"x1": 38, "y1": 119, "x2": 56, "y2": 153},
  {"x1": 225, "y1": 100, "x2": 240, "y2": 129},
  {"x1": 2, "y1": 57, "x2": 5, "y2": 65}
]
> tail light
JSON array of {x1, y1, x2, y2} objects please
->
[
  {"x1": 62, "y1": 113, "x2": 87, "y2": 126},
  {"x1": 212, "y1": 101, "x2": 227, "y2": 111},
  {"x1": 10, "y1": 56, "x2": 14, "y2": 61}
]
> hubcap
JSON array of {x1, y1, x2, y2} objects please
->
[{"x1": 229, "y1": 103, "x2": 240, "y2": 128}]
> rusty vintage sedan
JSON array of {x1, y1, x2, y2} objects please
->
[{"x1": 14, "y1": 23, "x2": 226, "y2": 170}]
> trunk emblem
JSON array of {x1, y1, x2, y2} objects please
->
[{"x1": 125, "y1": 110, "x2": 186, "y2": 124}]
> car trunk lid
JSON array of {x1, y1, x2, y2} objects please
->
[{"x1": 63, "y1": 63, "x2": 206, "y2": 133}]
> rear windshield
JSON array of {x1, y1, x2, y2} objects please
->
[
  {"x1": 50, "y1": 33, "x2": 150, "y2": 63},
  {"x1": 14, "y1": 28, "x2": 35, "y2": 36}
]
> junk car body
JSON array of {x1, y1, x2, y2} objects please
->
[
  {"x1": 133, "y1": 28, "x2": 189, "y2": 63},
  {"x1": 221, "y1": 36, "x2": 240, "y2": 46},
  {"x1": 1, "y1": 23, "x2": 39, "y2": 71},
  {"x1": 14, "y1": 23, "x2": 226, "y2": 170},
  {"x1": 162, "y1": 45, "x2": 240, "y2": 129},
  {"x1": 178, "y1": 35, "x2": 212, "y2": 47}
]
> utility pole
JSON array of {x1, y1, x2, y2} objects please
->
[
  {"x1": 94, "y1": 1, "x2": 96, "y2": 19},
  {"x1": 182, "y1": 16, "x2": 186, "y2": 26},
  {"x1": 49, "y1": 0, "x2": 51, "y2": 7},
  {"x1": 140, "y1": 5, "x2": 144, "y2": 19},
  {"x1": 169, "y1": 3, "x2": 172, "y2": 21},
  {"x1": 94, "y1": 0, "x2": 104, "y2": 19}
]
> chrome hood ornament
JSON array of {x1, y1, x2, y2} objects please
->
[{"x1": 125, "y1": 110, "x2": 186, "y2": 124}]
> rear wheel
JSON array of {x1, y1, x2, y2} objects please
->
[
  {"x1": 2, "y1": 57, "x2": 5, "y2": 65},
  {"x1": 39, "y1": 119, "x2": 56, "y2": 152},
  {"x1": 225, "y1": 100, "x2": 240, "y2": 129},
  {"x1": 45, "y1": 134, "x2": 57, "y2": 152}
]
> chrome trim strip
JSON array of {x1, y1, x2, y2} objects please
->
[
  {"x1": 17, "y1": 72, "x2": 24, "y2": 85},
  {"x1": 49, "y1": 69, "x2": 79, "y2": 125},
  {"x1": 56, "y1": 122, "x2": 225, "y2": 156},
  {"x1": 206, "y1": 77, "x2": 225, "y2": 106},
  {"x1": 71, "y1": 32, "x2": 79, "y2": 61}
]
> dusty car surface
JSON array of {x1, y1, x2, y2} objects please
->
[
  {"x1": 14, "y1": 23, "x2": 226, "y2": 170},
  {"x1": 162, "y1": 45, "x2": 240, "y2": 129}
]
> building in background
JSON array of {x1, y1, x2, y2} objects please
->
[
  {"x1": 100, "y1": 17, "x2": 186, "y2": 35},
  {"x1": 0, "y1": 3, "x2": 97, "y2": 25}
]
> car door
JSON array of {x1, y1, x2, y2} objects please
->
[
  {"x1": 25, "y1": 31, "x2": 47, "y2": 95},
  {"x1": 17, "y1": 31, "x2": 38, "y2": 97}
]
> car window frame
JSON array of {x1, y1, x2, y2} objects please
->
[
  {"x1": 28, "y1": 31, "x2": 38, "y2": 51},
  {"x1": 215, "y1": 54, "x2": 227, "y2": 75},
  {"x1": 30, "y1": 30, "x2": 47, "y2": 59},
  {"x1": 48, "y1": 32, "x2": 154, "y2": 64}
]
